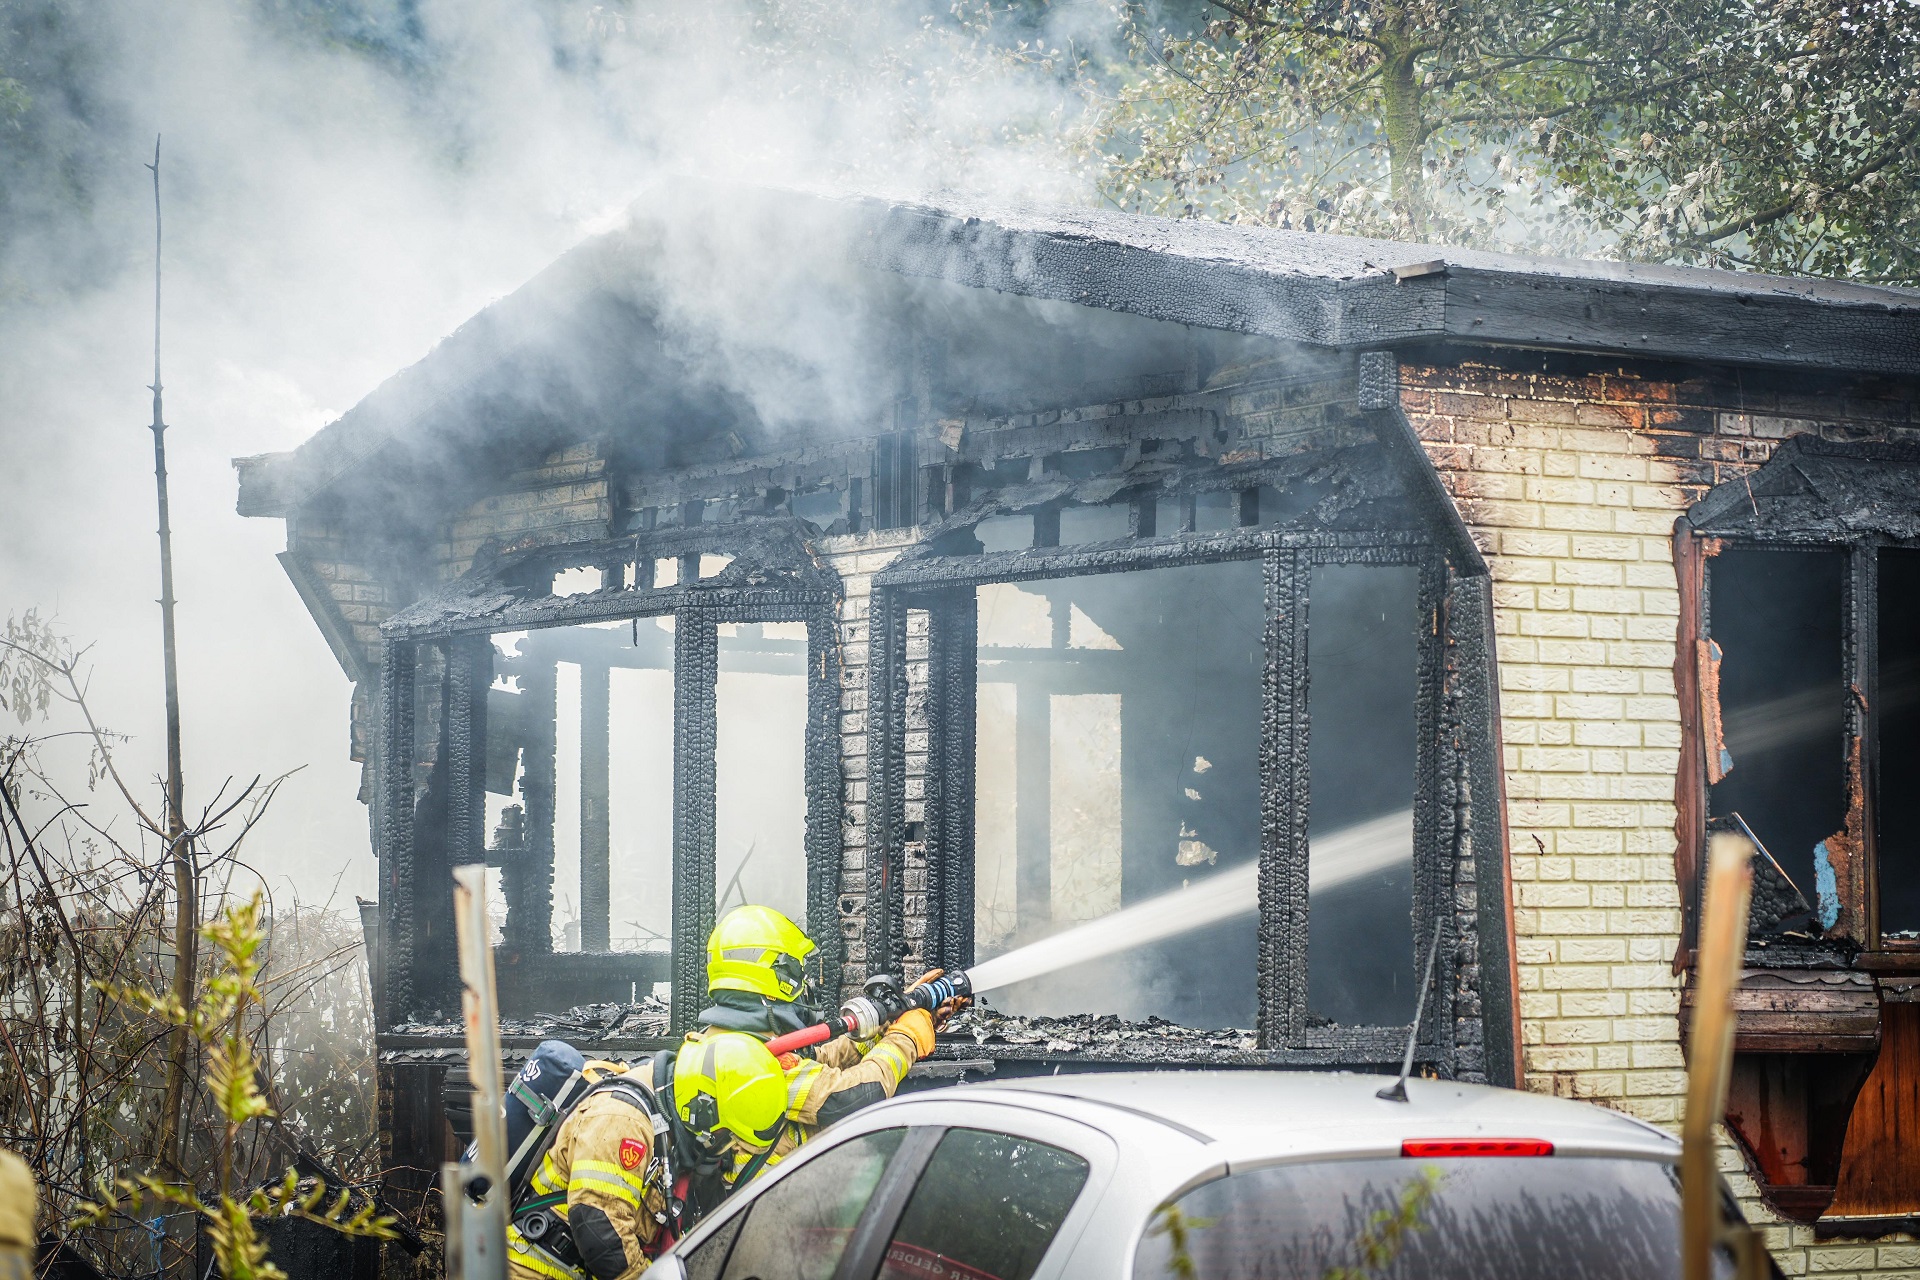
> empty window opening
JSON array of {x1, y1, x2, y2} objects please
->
[
  {"x1": 716, "y1": 622, "x2": 810, "y2": 924},
  {"x1": 1194, "y1": 490, "x2": 1237, "y2": 532},
  {"x1": 701, "y1": 554, "x2": 735, "y2": 579},
  {"x1": 973, "y1": 560, "x2": 1264, "y2": 1027},
  {"x1": 976, "y1": 514, "x2": 1034, "y2": 553},
  {"x1": 608, "y1": 663, "x2": 675, "y2": 953},
  {"x1": 1879, "y1": 549, "x2": 1920, "y2": 940},
  {"x1": 1708, "y1": 548, "x2": 1847, "y2": 924},
  {"x1": 553, "y1": 565, "x2": 604, "y2": 597},
  {"x1": 499, "y1": 619, "x2": 676, "y2": 954},
  {"x1": 654, "y1": 557, "x2": 680, "y2": 588},
  {"x1": 1155, "y1": 495, "x2": 1190, "y2": 536},
  {"x1": 1058, "y1": 502, "x2": 1131, "y2": 546},
  {"x1": 1306, "y1": 563, "x2": 1419, "y2": 1028},
  {"x1": 792, "y1": 486, "x2": 846, "y2": 528}
]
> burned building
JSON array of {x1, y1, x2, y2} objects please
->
[{"x1": 238, "y1": 190, "x2": 1920, "y2": 1270}]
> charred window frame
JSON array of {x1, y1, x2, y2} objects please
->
[
  {"x1": 1682, "y1": 537, "x2": 1915, "y2": 954},
  {"x1": 867, "y1": 523, "x2": 1467, "y2": 1066},
  {"x1": 1678, "y1": 440, "x2": 1920, "y2": 963},
  {"x1": 1676, "y1": 439, "x2": 1920, "y2": 1226},
  {"x1": 373, "y1": 528, "x2": 844, "y2": 1031}
]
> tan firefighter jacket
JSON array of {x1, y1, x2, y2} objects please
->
[{"x1": 507, "y1": 1085, "x2": 670, "y2": 1280}]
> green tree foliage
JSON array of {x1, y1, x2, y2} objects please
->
[{"x1": 1093, "y1": 0, "x2": 1920, "y2": 281}]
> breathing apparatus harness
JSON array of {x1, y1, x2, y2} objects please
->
[{"x1": 503, "y1": 1058, "x2": 695, "y2": 1276}]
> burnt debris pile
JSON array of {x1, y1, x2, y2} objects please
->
[
  {"x1": 941, "y1": 1006, "x2": 1258, "y2": 1059},
  {"x1": 391, "y1": 996, "x2": 673, "y2": 1043}
]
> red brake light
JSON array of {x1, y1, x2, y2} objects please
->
[{"x1": 1401, "y1": 1138, "x2": 1555, "y2": 1158}]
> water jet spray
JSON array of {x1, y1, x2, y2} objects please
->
[{"x1": 764, "y1": 809, "x2": 1413, "y2": 1054}]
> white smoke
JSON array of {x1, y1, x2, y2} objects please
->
[{"x1": 0, "y1": 0, "x2": 1119, "y2": 901}]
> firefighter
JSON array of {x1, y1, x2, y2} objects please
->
[
  {"x1": 700, "y1": 904, "x2": 826, "y2": 1039},
  {"x1": 700, "y1": 905, "x2": 956, "y2": 1181},
  {"x1": 506, "y1": 1031, "x2": 799, "y2": 1279}
]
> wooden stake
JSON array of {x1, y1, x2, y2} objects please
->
[
  {"x1": 1682, "y1": 828, "x2": 1755, "y2": 1280},
  {"x1": 452, "y1": 865, "x2": 508, "y2": 1280}
]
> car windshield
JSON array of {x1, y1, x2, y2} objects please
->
[{"x1": 1133, "y1": 1156, "x2": 1718, "y2": 1280}]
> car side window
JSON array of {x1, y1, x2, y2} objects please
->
[
  {"x1": 715, "y1": 1128, "x2": 907, "y2": 1280},
  {"x1": 879, "y1": 1128, "x2": 1090, "y2": 1280}
]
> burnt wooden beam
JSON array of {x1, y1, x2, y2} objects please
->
[
  {"x1": 804, "y1": 605, "x2": 847, "y2": 1002},
  {"x1": 579, "y1": 658, "x2": 612, "y2": 953},
  {"x1": 511, "y1": 658, "x2": 557, "y2": 957},
  {"x1": 865, "y1": 588, "x2": 911, "y2": 985},
  {"x1": 377, "y1": 641, "x2": 416, "y2": 1028},
  {"x1": 1259, "y1": 548, "x2": 1308, "y2": 1049},
  {"x1": 672, "y1": 610, "x2": 719, "y2": 1031}
]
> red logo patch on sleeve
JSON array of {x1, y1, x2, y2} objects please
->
[{"x1": 619, "y1": 1137, "x2": 645, "y2": 1171}]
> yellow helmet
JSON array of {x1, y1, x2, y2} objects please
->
[
  {"x1": 707, "y1": 905, "x2": 816, "y2": 1002},
  {"x1": 673, "y1": 1032, "x2": 787, "y2": 1150}
]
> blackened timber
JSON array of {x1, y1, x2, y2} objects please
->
[
  {"x1": 924, "y1": 589, "x2": 977, "y2": 971},
  {"x1": 804, "y1": 606, "x2": 846, "y2": 1002},
  {"x1": 514, "y1": 659, "x2": 558, "y2": 956},
  {"x1": 579, "y1": 659, "x2": 611, "y2": 953},
  {"x1": 378, "y1": 641, "x2": 417, "y2": 1027},
  {"x1": 1688, "y1": 436, "x2": 1920, "y2": 542},
  {"x1": 1413, "y1": 553, "x2": 1454, "y2": 1068},
  {"x1": 1260, "y1": 549, "x2": 1309, "y2": 1048},
  {"x1": 1447, "y1": 570, "x2": 1521, "y2": 1087},
  {"x1": 446, "y1": 638, "x2": 488, "y2": 870},
  {"x1": 672, "y1": 611, "x2": 719, "y2": 1030},
  {"x1": 438, "y1": 636, "x2": 489, "y2": 1008},
  {"x1": 1850, "y1": 544, "x2": 1880, "y2": 945},
  {"x1": 865, "y1": 588, "x2": 911, "y2": 984}
]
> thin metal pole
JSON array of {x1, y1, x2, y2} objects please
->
[{"x1": 146, "y1": 135, "x2": 195, "y2": 1180}]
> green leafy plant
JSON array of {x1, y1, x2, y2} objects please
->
[{"x1": 70, "y1": 894, "x2": 395, "y2": 1280}]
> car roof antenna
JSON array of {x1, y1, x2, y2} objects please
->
[{"x1": 1378, "y1": 920, "x2": 1447, "y2": 1103}]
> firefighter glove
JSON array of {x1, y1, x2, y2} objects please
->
[{"x1": 891, "y1": 1007, "x2": 937, "y2": 1059}]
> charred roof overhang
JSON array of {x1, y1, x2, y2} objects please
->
[
  {"x1": 1687, "y1": 435, "x2": 1920, "y2": 542},
  {"x1": 235, "y1": 187, "x2": 1920, "y2": 532},
  {"x1": 846, "y1": 193, "x2": 1920, "y2": 374}
]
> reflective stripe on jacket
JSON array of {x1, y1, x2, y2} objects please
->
[{"x1": 507, "y1": 1088, "x2": 666, "y2": 1280}]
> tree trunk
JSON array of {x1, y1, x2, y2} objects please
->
[{"x1": 1377, "y1": 20, "x2": 1428, "y2": 235}]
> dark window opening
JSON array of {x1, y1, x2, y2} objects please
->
[
  {"x1": 1307, "y1": 563, "x2": 1420, "y2": 1027},
  {"x1": 1707, "y1": 548, "x2": 1847, "y2": 925},
  {"x1": 973, "y1": 560, "x2": 1264, "y2": 1028},
  {"x1": 1879, "y1": 549, "x2": 1920, "y2": 940}
]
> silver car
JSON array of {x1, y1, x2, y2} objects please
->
[{"x1": 649, "y1": 1070, "x2": 1765, "y2": 1280}]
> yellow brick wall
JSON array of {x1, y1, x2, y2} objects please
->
[{"x1": 1403, "y1": 361, "x2": 1919, "y2": 1278}]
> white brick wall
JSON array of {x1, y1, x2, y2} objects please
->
[{"x1": 1406, "y1": 364, "x2": 1918, "y2": 1277}]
